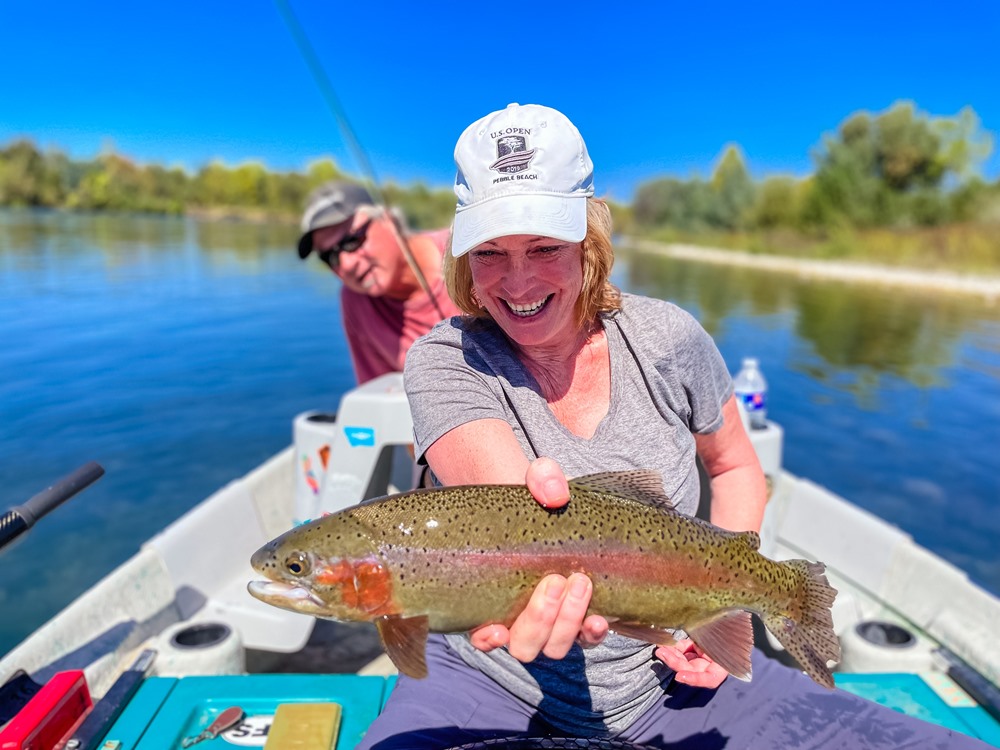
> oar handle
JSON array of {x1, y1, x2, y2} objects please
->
[{"x1": 0, "y1": 462, "x2": 105, "y2": 551}]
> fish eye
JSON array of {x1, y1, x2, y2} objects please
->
[{"x1": 284, "y1": 551, "x2": 311, "y2": 576}]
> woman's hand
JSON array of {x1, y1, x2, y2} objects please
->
[
  {"x1": 469, "y1": 458, "x2": 609, "y2": 660},
  {"x1": 523, "y1": 456, "x2": 571, "y2": 509},
  {"x1": 654, "y1": 639, "x2": 729, "y2": 689}
]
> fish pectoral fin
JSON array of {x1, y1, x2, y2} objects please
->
[
  {"x1": 569, "y1": 470, "x2": 677, "y2": 509},
  {"x1": 687, "y1": 610, "x2": 755, "y2": 682},
  {"x1": 607, "y1": 621, "x2": 684, "y2": 646},
  {"x1": 375, "y1": 615, "x2": 430, "y2": 679}
]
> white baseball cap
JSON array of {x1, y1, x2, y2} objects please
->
[{"x1": 451, "y1": 103, "x2": 594, "y2": 257}]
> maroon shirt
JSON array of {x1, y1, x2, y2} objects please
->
[{"x1": 341, "y1": 229, "x2": 460, "y2": 384}]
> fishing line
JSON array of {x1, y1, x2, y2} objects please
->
[{"x1": 273, "y1": 0, "x2": 446, "y2": 317}]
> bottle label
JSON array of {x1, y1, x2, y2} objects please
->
[{"x1": 739, "y1": 391, "x2": 766, "y2": 412}]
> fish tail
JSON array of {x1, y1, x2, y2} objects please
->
[{"x1": 762, "y1": 560, "x2": 840, "y2": 688}]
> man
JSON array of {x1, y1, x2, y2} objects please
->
[{"x1": 297, "y1": 181, "x2": 460, "y2": 384}]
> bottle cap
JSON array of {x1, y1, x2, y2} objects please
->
[{"x1": 742, "y1": 357, "x2": 759, "y2": 368}]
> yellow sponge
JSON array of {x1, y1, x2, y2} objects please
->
[{"x1": 263, "y1": 702, "x2": 342, "y2": 749}]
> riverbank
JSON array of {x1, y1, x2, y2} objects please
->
[
  {"x1": 186, "y1": 206, "x2": 297, "y2": 223},
  {"x1": 624, "y1": 237, "x2": 1000, "y2": 302}
]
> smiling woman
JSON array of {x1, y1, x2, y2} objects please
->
[
  {"x1": 358, "y1": 102, "x2": 992, "y2": 750},
  {"x1": 447, "y1": 198, "x2": 620, "y2": 328},
  {"x1": 468, "y1": 235, "x2": 586, "y2": 346}
]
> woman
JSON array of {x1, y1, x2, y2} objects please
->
[{"x1": 359, "y1": 104, "x2": 985, "y2": 749}]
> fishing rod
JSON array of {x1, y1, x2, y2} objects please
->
[
  {"x1": 0, "y1": 462, "x2": 105, "y2": 553},
  {"x1": 274, "y1": 0, "x2": 447, "y2": 318}
]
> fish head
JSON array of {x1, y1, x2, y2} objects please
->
[{"x1": 247, "y1": 513, "x2": 396, "y2": 622}]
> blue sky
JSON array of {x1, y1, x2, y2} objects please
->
[{"x1": 1, "y1": 1, "x2": 997, "y2": 201}]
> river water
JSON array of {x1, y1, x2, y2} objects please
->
[{"x1": 1, "y1": 208, "x2": 998, "y2": 657}]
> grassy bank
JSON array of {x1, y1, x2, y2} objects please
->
[
  {"x1": 624, "y1": 237, "x2": 1000, "y2": 300},
  {"x1": 635, "y1": 223, "x2": 1000, "y2": 276}
]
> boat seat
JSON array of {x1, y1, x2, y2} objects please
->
[
  {"x1": 768, "y1": 475, "x2": 910, "y2": 597},
  {"x1": 145, "y1": 476, "x2": 313, "y2": 653}
]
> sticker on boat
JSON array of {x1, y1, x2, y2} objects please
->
[
  {"x1": 344, "y1": 426, "x2": 376, "y2": 447},
  {"x1": 220, "y1": 714, "x2": 273, "y2": 746}
]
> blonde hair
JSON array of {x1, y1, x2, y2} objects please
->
[{"x1": 445, "y1": 198, "x2": 621, "y2": 326}]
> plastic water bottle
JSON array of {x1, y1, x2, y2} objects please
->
[{"x1": 733, "y1": 357, "x2": 768, "y2": 430}]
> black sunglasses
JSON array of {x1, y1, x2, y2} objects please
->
[{"x1": 316, "y1": 220, "x2": 371, "y2": 267}]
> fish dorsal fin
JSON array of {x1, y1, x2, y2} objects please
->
[
  {"x1": 569, "y1": 470, "x2": 676, "y2": 509},
  {"x1": 687, "y1": 610, "x2": 755, "y2": 682},
  {"x1": 375, "y1": 615, "x2": 430, "y2": 678},
  {"x1": 706, "y1": 528, "x2": 761, "y2": 549}
]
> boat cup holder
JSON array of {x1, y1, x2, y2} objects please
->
[
  {"x1": 839, "y1": 619, "x2": 931, "y2": 673},
  {"x1": 170, "y1": 622, "x2": 233, "y2": 650},
  {"x1": 155, "y1": 620, "x2": 245, "y2": 677},
  {"x1": 306, "y1": 413, "x2": 337, "y2": 425},
  {"x1": 854, "y1": 620, "x2": 917, "y2": 649}
]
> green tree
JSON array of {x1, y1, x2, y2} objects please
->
[
  {"x1": 876, "y1": 103, "x2": 944, "y2": 190},
  {"x1": 633, "y1": 178, "x2": 716, "y2": 231},
  {"x1": 752, "y1": 176, "x2": 802, "y2": 229},
  {"x1": 607, "y1": 199, "x2": 633, "y2": 235},
  {"x1": 710, "y1": 145, "x2": 755, "y2": 230},
  {"x1": 67, "y1": 151, "x2": 169, "y2": 211},
  {"x1": 305, "y1": 158, "x2": 344, "y2": 190},
  {"x1": 0, "y1": 140, "x2": 67, "y2": 206},
  {"x1": 231, "y1": 162, "x2": 269, "y2": 207},
  {"x1": 807, "y1": 102, "x2": 994, "y2": 228},
  {"x1": 384, "y1": 182, "x2": 455, "y2": 230},
  {"x1": 933, "y1": 106, "x2": 993, "y2": 182},
  {"x1": 192, "y1": 161, "x2": 234, "y2": 206},
  {"x1": 146, "y1": 164, "x2": 190, "y2": 213},
  {"x1": 804, "y1": 112, "x2": 885, "y2": 226}
]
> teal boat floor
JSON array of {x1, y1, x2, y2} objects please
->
[
  {"x1": 835, "y1": 672, "x2": 1000, "y2": 745},
  {"x1": 103, "y1": 674, "x2": 395, "y2": 750},
  {"x1": 103, "y1": 672, "x2": 998, "y2": 748}
]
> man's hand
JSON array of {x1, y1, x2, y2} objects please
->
[
  {"x1": 469, "y1": 458, "x2": 609, "y2": 660},
  {"x1": 655, "y1": 639, "x2": 729, "y2": 689}
]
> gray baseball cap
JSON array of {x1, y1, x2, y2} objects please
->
[{"x1": 297, "y1": 181, "x2": 376, "y2": 258}]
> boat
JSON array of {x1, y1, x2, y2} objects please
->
[{"x1": 1, "y1": 371, "x2": 999, "y2": 748}]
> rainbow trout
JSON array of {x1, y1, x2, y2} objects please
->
[{"x1": 248, "y1": 470, "x2": 839, "y2": 687}]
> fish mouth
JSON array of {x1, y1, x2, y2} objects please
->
[
  {"x1": 504, "y1": 294, "x2": 552, "y2": 318},
  {"x1": 247, "y1": 580, "x2": 327, "y2": 610}
]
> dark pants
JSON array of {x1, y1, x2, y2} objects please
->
[{"x1": 359, "y1": 638, "x2": 989, "y2": 749}]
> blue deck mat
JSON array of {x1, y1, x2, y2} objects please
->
[
  {"x1": 103, "y1": 674, "x2": 394, "y2": 750},
  {"x1": 835, "y1": 672, "x2": 1000, "y2": 745}
]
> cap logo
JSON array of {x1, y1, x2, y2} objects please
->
[{"x1": 489, "y1": 133, "x2": 535, "y2": 174}]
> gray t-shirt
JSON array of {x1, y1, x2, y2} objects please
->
[{"x1": 403, "y1": 293, "x2": 733, "y2": 735}]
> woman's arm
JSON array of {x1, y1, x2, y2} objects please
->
[
  {"x1": 424, "y1": 418, "x2": 530, "y2": 486},
  {"x1": 695, "y1": 395, "x2": 768, "y2": 533}
]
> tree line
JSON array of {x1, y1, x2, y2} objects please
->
[
  {"x1": 2, "y1": 101, "x2": 998, "y2": 235},
  {"x1": 631, "y1": 102, "x2": 998, "y2": 233},
  {"x1": 0, "y1": 139, "x2": 460, "y2": 230}
]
